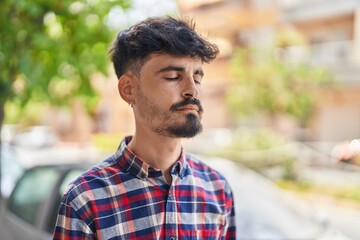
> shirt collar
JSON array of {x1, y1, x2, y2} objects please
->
[
  {"x1": 170, "y1": 151, "x2": 186, "y2": 179},
  {"x1": 115, "y1": 136, "x2": 187, "y2": 180}
]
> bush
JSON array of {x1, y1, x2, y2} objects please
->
[{"x1": 210, "y1": 128, "x2": 300, "y2": 180}]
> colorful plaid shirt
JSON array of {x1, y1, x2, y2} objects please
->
[{"x1": 53, "y1": 136, "x2": 236, "y2": 239}]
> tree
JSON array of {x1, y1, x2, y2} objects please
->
[
  {"x1": 0, "y1": 0, "x2": 131, "y2": 199},
  {"x1": 227, "y1": 47, "x2": 334, "y2": 129},
  {"x1": 227, "y1": 26, "x2": 336, "y2": 130},
  {"x1": 0, "y1": 0, "x2": 131, "y2": 131},
  {"x1": 222, "y1": 46, "x2": 335, "y2": 178}
]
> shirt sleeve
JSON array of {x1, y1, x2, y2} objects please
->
[
  {"x1": 223, "y1": 184, "x2": 237, "y2": 239},
  {"x1": 52, "y1": 188, "x2": 96, "y2": 240}
]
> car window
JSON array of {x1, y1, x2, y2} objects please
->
[
  {"x1": 59, "y1": 169, "x2": 84, "y2": 195},
  {"x1": 1, "y1": 144, "x2": 24, "y2": 198},
  {"x1": 47, "y1": 169, "x2": 84, "y2": 233},
  {"x1": 8, "y1": 167, "x2": 60, "y2": 225}
]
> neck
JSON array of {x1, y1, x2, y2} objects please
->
[{"x1": 128, "y1": 128, "x2": 183, "y2": 182}]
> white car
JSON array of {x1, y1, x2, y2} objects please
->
[{"x1": 1, "y1": 144, "x2": 25, "y2": 198}]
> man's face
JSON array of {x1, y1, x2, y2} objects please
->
[{"x1": 133, "y1": 54, "x2": 204, "y2": 138}]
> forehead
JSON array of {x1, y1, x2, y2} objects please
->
[{"x1": 140, "y1": 54, "x2": 203, "y2": 73}]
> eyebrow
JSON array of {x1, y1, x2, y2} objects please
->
[{"x1": 157, "y1": 65, "x2": 204, "y2": 77}]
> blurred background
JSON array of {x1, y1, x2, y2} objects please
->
[{"x1": 1, "y1": 0, "x2": 360, "y2": 239}]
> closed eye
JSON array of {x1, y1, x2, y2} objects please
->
[{"x1": 165, "y1": 77, "x2": 180, "y2": 81}]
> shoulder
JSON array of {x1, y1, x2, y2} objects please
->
[
  {"x1": 61, "y1": 155, "x2": 123, "y2": 205},
  {"x1": 185, "y1": 154, "x2": 231, "y2": 188},
  {"x1": 186, "y1": 154, "x2": 222, "y2": 175}
]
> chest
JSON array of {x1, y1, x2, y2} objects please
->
[{"x1": 89, "y1": 178, "x2": 227, "y2": 239}]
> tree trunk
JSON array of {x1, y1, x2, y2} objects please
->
[{"x1": 0, "y1": 100, "x2": 4, "y2": 202}]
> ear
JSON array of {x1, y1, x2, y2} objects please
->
[{"x1": 118, "y1": 74, "x2": 136, "y2": 105}]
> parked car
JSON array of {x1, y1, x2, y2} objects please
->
[
  {"x1": 1, "y1": 144, "x2": 25, "y2": 198},
  {"x1": 10, "y1": 125, "x2": 59, "y2": 149},
  {"x1": 0, "y1": 156, "x2": 352, "y2": 240},
  {"x1": 0, "y1": 163, "x2": 91, "y2": 240},
  {"x1": 331, "y1": 139, "x2": 360, "y2": 166}
]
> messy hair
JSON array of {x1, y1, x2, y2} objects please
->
[{"x1": 109, "y1": 16, "x2": 219, "y2": 78}]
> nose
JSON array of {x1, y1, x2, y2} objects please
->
[{"x1": 181, "y1": 77, "x2": 200, "y2": 99}]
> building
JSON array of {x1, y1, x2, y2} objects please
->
[{"x1": 281, "y1": 0, "x2": 360, "y2": 142}]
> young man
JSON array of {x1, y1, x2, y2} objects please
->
[{"x1": 53, "y1": 16, "x2": 236, "y2": 239}]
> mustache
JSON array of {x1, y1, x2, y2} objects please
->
[{"x1": 170, "y1": 98, "x2": 203, "y2": 113}]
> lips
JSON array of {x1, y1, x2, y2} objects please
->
[
  {"x1": 177, "y1": 104, "x2": 199, "y2": 112},
  {"x1": 170, "y1": 98, "x2": 203, "y2": 114}
]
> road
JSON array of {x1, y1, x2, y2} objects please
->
[
  {"x1": 290, "y1": 165, "x2": 360, "y2": 239},
  {"x1": 287, "y1": 191, "x2": 360, "y2": 240}
]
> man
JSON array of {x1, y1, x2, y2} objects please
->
[{"x1": 53, "y1": 16, "x2": 236, "y2": 240}]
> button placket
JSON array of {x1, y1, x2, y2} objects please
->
[{"x1": 165, "y1": 173, "x2": 177, "y2": 239}]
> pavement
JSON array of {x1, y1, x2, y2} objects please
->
[{"x1": 286, "y1": 191, "x2": 360, "y2": 240}]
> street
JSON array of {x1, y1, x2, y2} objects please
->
[{"x1": 287, "y1": 191, "x2": 360, "y2": 240}]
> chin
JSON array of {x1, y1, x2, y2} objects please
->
[{"x1": 169, "y1": 116, "x2": 203, "y2": 138}]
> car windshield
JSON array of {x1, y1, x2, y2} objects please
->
[
  {"x1": 46, "y1": 168, "x2": 85, "y2": 234},
  {"x1": 8, "y1": 166, "x2": 60, "y2": 225}
]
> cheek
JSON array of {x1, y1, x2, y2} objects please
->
[
  {"x1": 139, "y1": 80, "x2": 185, "y2": 108},
  {"x1": 197, "y1": 87, "x2": 202, "y2": 98},
  {"x1": 150, "y1": 88, "x2": 178, "y2": 106},
  {"x1": 138, "y1": 92, "x2": 171, "y2": 112}
]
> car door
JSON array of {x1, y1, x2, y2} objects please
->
[
  {"x1": 1, "y1": 166, "x2": 61, "y2": 240},
  {"x1": 44, "y1": 167, "x2": 85, "y2": 235}
]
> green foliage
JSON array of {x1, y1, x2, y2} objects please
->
[
  {"x1": 227, "y1": 47, "x2": 334, "y2": 126},
  {"x1": 226, "y1": 128, "x2": 287, "y2": 151},
  {"x1": 277, "y1": 180, "x2": 360, "y2": 204},
  {"x1": 92, "y1": 132, "x2": 125, "y2": 153},
  {"x1": 4, "y1": 100, "x2": 46, "y2": 128},
  {"x1": 0, "y1": 0, "x2": 131, "y2": 111},
  {"x1": 208, "y1": 128, "x2": 299, "y2": 180}
]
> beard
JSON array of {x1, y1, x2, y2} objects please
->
[
  {"x1": 162, "y1": 111, "x2": 203, "y2": 138},
  {"x1": 136, "y1": 89, "x2": 203, "y2": 138}
]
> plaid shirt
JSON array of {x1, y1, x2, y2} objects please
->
[{"x1": 53, "y1": 136, "x2": 236, "y2": 240}]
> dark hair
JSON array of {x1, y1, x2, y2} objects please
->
[{"x1": 109, "y1": 16, "x2": 219, "y2": 78}]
